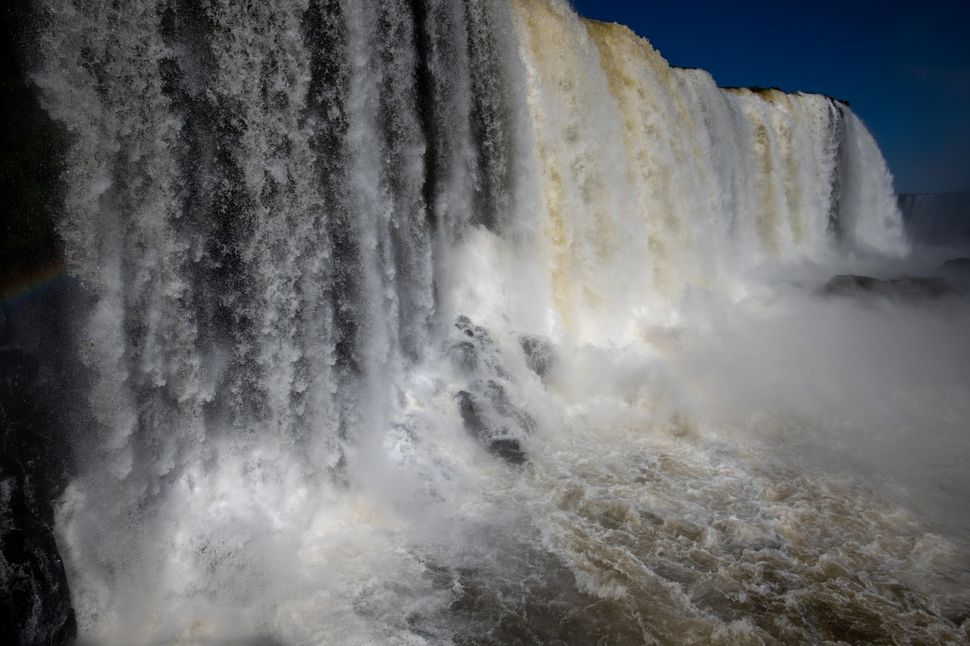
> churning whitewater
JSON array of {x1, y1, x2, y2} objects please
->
[{"x1": 35, "y1": 0, "x2": 969, "y2": 643}]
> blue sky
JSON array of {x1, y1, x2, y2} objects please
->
[{"x1": 571, "y1": 1, "x2": 970, "y2": 194}]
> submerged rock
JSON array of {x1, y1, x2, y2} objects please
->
[{"x1": 820, "y1": 274, "x2": 951, "y2": 301}]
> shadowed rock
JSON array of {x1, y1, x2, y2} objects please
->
[
  {"x1": 820, "y1": 274, "x2": 951, "y2": 301},
  {"x1": 450, "y1": 316, "x2": 507, "y2": 378},
  {"x1": 450, "y1": 317, "x2": 534, "y2": 465},
  {"x1": 486, "y1": 439, "x2": 526, "y2": 465},
  {"x1": 455, "y1": 383, "x2": 530, "y2": 465},
  {"x1": 448, "y1": 340, "x2": 478, "y2": 373},
  {"x1": 518, "y1": 335, "x2": 555, "y2": 379},
  {"x1": 1, "y1": 349, "x2": 76, "y2": 645},
  {"x1": 456, "y1": 389, "x2": 526, "y2": 464},
  {"x1": 456, "y1": 389, "x2": 488, "y2": 437}
]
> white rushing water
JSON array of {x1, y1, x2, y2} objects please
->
[{"x1": 35, "y1": 0, "x2": 968, "y2": 643}]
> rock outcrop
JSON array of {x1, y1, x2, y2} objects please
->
[
  {"x1": 820, "y1": 274, "x2": 952, "y2": 301},
  {"x1": 448, "y1": 317, "x2": 533, "y2": 465}
]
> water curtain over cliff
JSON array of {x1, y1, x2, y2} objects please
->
[{"x1": 36, "y1": 0, "x2": 970, "y2": 644}]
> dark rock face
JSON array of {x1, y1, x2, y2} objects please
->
[
  {"x1": 518, "y1": 335, "x2": 555, "y2": 379},
  {"x1": 0, "y1": 0, "x2": 68, "y2": 298},
  {"x1": 0, "y1": 459, "x2": 76, "y2": 646},
  {"x1": 448, "y1": 340, "x2": 479, "y2": 374},
  {"x1": 1, "y1": 5, "x2": 79, "y2": 642},
  {"x1": 449, "y1": 317, "x2": 533, "y2": 465},
  {"x1": 450, "y1": 316, "x2": 506, "y2": 377},
  {"x1": 0, "y1": 280, "x2": 84, "y2": 646},
  {"x1": 820, "y1": 274, "x2": 952, "y2": 301},
  {"x1": 455, "y1": 385, "x2": 530, "y2": 465},
  {"x1": 0, "y1": 348, "x2": 76, "y2": 646},
  {"x1": 485, "y1": 438, "x2": 527, "y2": 465}
]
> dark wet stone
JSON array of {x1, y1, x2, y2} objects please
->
[
  {"x1": 1, "y1": 15, "x2": 80, "y2": 641},
  {"x1": 518, "y1": 335, "x2": 555, "y2": 378},
  {"x1": 1, "y1": 456, "x2": 76, "y2": 646},
  {"x1": 448, "y1": 341, "x2": 478, "y2": 373},
  {"x1": 454, "y1": 315, "x2": 490, "y2": 342},
  {"x1": 0, "y1": 351, "x2": 76, "y2": 645},
  {"x1": 456, "y1": 390, "x2": 488, "y2": 438},
  {"x1": 486, "y1": 438, "x2": 526, "y2": 465},
  {"x1": 456, "y1": 391, "x2": 527, "y2": 461},
  {"x1": 450, "y1": 316, "x2": 507, "y2": 379},
  {"x1": 479, "y1": 380, "x2": 535, "y2": 435},
  {"x1": 455, "y1": 385, "x2": 530, "y2": 465},
  {"x1": 450, "y1": 318, "x2": 532, "y2": 465},
  {"x1": 819, "y1": 274, "x2": 951, "y2": 301}
]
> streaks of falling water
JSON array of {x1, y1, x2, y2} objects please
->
[{"x1": 31, "y1": 0, "x2": 938, "y2": 643}]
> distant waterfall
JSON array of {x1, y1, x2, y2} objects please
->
[
  {"x1": 898, "y1": 191, "x2": 970, "y2": 249},
  {"x1": 507, "y1": 1, "x2": 905, "y2": 341},
  {"x1": 34, "y1": 0, "x2": 921, "y2": 643}
]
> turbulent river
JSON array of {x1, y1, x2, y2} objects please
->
[{"x1": 31, "y1": 0, "x2": 970, "y2": 643}]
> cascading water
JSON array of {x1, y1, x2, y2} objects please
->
[
  {"x1": 29, "y1": 0, "x2": 969, "y2": 643},
  {"x1": 899, "y1": 192, "x2": 970, "y2": 251}
]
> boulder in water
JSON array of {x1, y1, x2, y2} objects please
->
[
  {"x1": 449, "y1": 317, "x2": 534, "y2": 465},
  {"x1": 820, "y1": 274, "x2": 951, "y2": 301},
  {"x1": 486, "y1": 438, "x2": 527, "y2": 465},
  {"x1": 448, "y1": 340, "x2": 479, "y2": 374},
  {"x1": 455, "y1": 382, "x2": 531, "y2": 465},
  {"x1": 518, "y1": 335, "x2": 555, "y2": 379}
]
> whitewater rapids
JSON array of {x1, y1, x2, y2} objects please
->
[{"x1": 34, "y1": 0, "x2": 969, "y2": 643}]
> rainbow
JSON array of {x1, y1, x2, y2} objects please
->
[{"x1": 0, "y1": 257, "x2": 69, "y2": 308}]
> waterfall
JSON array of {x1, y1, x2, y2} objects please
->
[
  {"x1": 899, "y1": 191, "x2": 970, "y2": 250},
  {"x1": 31, "y1": 1, "x2": 969, "y2": 644}
]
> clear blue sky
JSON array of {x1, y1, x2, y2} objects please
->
[{"x1": 571, "y1": 0, "x2": 970, "y2": 194}]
